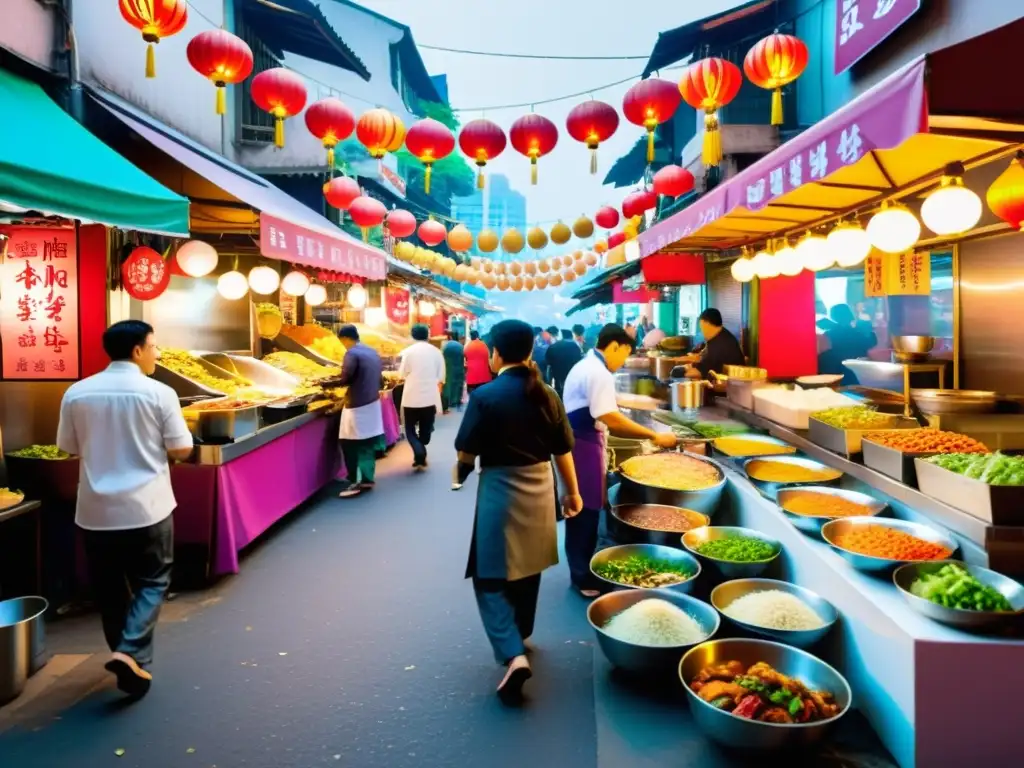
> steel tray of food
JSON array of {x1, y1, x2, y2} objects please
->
[
  {"x1": 914, "y1": 454, "x2": 1024, "y2": 525},
  {"x1": 198, "y1": 352, "x2": 300, "y2": 392},
  {"x1": 861, "y1": 428, "x2": 989, "y2": 486},
  {"x1": 615, "y1": 452, "x2": 726, "y2": 516},
  {"x1": 274, "y1": 332, "x2": 344, "y2": 368},
  {"x1": 743, "y1": 456, "x2": 843, "y2": 499},
  {"x1": 182, "y1": 397, "x2": 260, "y2": 442},
  {"x1": 807, "y1": 406, "x2": 919, "y2": 456},
  {"x1": 154, "y1": 349, "x2": 250, "y2": 398}
]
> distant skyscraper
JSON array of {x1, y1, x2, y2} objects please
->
[{"x1": 451, "y1": 173, "x2": 526, "y2": 255}]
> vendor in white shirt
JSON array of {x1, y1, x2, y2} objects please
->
[
  {"x1": 560, "y1": 324, "x2": 677, "y2": 597},
  {"x1": 398, "y1": 323, "x2": 446, "y2": 470}
]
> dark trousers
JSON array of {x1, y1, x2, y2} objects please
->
[
  {"x1": 473, "y1": 574, "x2": 541, "y2": 664},
  {"x1": 404, "y1": 406, "x2": 436, "y2": 465},
  {"x1": 82, "y1": 516, "x2": 173, "y2": 667},
  {"x1": 341, "y1": 437, "x2": 379, "y2": 485},
  {"x1": 467, "y1": 383, "x2": 486, "y2": 394},
  {"x1": 565, "y1": 507, "x2": 601, "y2": 590}
]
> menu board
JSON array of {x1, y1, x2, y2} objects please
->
[
  {"x1": 886, "y1": 250, "x2": 931, "y2": 296},
  {"x1": 863, "y1": 250, "x2": 886, "y2": 297},
  {"x1": 0, "y1": 227, "x2": 80, "y2": 380}
]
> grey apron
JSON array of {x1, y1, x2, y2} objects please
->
[{"x1": 465, "y1": 462, "x2": 559, "y2": 581}]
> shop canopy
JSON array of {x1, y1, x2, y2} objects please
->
[
  {"x1": 0, "y1": 69, "x2": 189, "y2": 235},
  {"x1": 638, "y1": 18, "x2": 1024, "y2": 258},
  {"x1": 88, "y1": 87, "x2": 386, "y2": 281}
]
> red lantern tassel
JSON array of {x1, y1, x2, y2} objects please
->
[
  {"x1": 703, "y1": 111, "x2": 723, "y2": 168},
  {"x1": 216, "y1": 87, "x2": 226, "y2": 116},
  {"x1": 146, "y1": 43, "x2": 156, "y2": 79},
  {"x1": 771, "y1": 88, "x2": 783, "y2": 126},
  {"x1": 530, "y1": 157, "x2": 538, "y2": 185},
  {"x1": 424, "y1": 164, "x2": 432, "y2": 195},
  {"x1": 274, "y1": 117, "x2": 285, "y2": 149}
]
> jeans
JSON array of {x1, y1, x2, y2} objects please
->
[
  {"x1": 565, "y1": 507, "x2": 601, "y2": 590},
  {"x1": 404, "y1": 406, "x2": 437, "y2": 465},
  {"x1": 82, "y1": 516, "x2": 173, "y2": 667},
  {"x1": 473, "y1": 574, "x2": 542, "y2": 664}
]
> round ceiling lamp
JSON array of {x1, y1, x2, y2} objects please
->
[
  {"x1": 281, "y1": 270, "x2": 310, "y2": 297},
  {"x1": 217, "y1": 270, "x2": 249, "y2": 300},
  {"x1": 774, "y1": 241, "x2": 803, "y2": 276},
  {"x1": 346, "y1": 283, "x2": 367, "y2": 309},
  {"x1": 751, "y1": 247, "x2": 780, "y2": 279},
  {"x1": 730, "y1": 255, "x2": 756, "y2": 283},
  {"x1": 248, "y1": 265, "x2": 280, "y2": 295},
  {"x1": 921, "y1": 164, "x2": 982, "y2": 236},
  {"x1": 795, "y1": 232, "x2": 833, "y2": 272},
  {"x1": 866, "y1": 202, "x2": 921, "y2": 254},
  {"x1": 304, "y1": 283, "x2": 327, "y2": 307},
  {"x1": 418, "y1": 300, "x2": 436, "y2": 317},
  {"x1": 175, "y1": 240, "x2": 218, "y2": 278},
  {"x1": 828, "y1": 222, "x2": 872, "y2": 268}
]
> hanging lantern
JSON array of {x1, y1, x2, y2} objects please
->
[
  {"x1": 986, "y1": 151, "x2": 1024, "y2": 229},
  {"x1": 481, "y1": 273, "x2": 497, "y2": 290},
  {"x1": 563, "y1": 253, "x2": 576, "y2": 267},
  {"x1": 281, "y1": 270, "x2": 311, "y2": 297},
  {"x1": 595, "y1": 206, "x2": 620, "y2": 230},
  {"x1": 774, "y1": 241, "x2": 803, "y2": 276},
  {"x1": 528, "y1": 227, "x2": 549, "y2": 251},
  {"x1": 496, "y1": 275, "x2": 510, "y2": 291},
  {"x1": 476, "y1": 229, "x2": 499, "y2": 253},
  {"x1": 248, "y1": 265, "x2": 280, "y2": 295},
  {"x1": 594, "y1": 240, "x2": 608, "y2": 254},
  {"x1": 653, "y1": 165, "x2": 695, "y2": 198},
  {"x1": 305, "y1": 98, "x2": 356, "y2": 169},
  {"x1": 251, "y1": 68, "x2": 308, "y2": 149},
  {"x1": 524, "y1": 261, "x2": 537, "y2": 275},
  {"x1": 566, "y1": 100, "x2": 620, "y2": 174},
  {"x1": 795, "y1": 232, "x2": 833, "y2": 272},
  {"x1": 537, "y1": 258, "x2": 550, "y2": 273},
  {"x1": 218, "y1": 270, "x2": 249, "y2": 300},
  {"x1": 304, "y1": 283, "x2": 327, "y2": 306},
  {"x1": 448, "y1": 224, "x2": 474, "y2": 253},
  {"x1": 921, "y1": 162, "x2": 982, "y2": 236},
  {"x1": 524, "y1": 275, "x2": 536, "y2": 291},
  {"x1": 866, "y1": 202, "x2": 921, "y2": 254},
  {"x1": 118, "y1": 0, "x2": 188, "y2": 78},
  {"x1": 356, "y1": 108, "x2": 406, "y2": 159},
  {"x1": 509, "y1": 114, "x2": 559, "y2": 185},
  {"x1": 623, "y1": 190, "x2": 657, "y2": 219},
  {"x1": 535, "y1": 274, "x2": 549, "y2": 290},
  {"x1": 622, "y1": 78, "x2": 681, "y2": 164},
  {"x1": 511, "y1": 275, "x2": 524, "y2": 292},
  {"x1": 608, "y1": 232, "x2": 626, "y2": 249},
  {"x1": 186, "y1": 29, "x2": 253, "y2": 116},
  {"x1": 386, "y1": 209, "x2": 417, "y2": 239},
  {"x1": 395, "y1": 241, "x2": 416, "y2": 262},
  {"x1": 405, "y1": 118, "x2": 456, "y2": 194},
  {"x1": 453, "y1": 264, "x2": 470, "y2": 282},
  {"x1": 827, "y1": 223, "x2": 872, "y2": 268},
  {"x1": 501, "y1": 228, "x2": 525, "y2": 254},
  {"x1": 744, "y1": 32, "x2": 809, "y2": 126},
  {"x1": 549, "y1": 272, "x2": 564, "y2": 288},
  {"x1": 730, "y1": 256, "x2": 756, "y2": 283},
  {"x1": 418, "y1": 219, "x2": 447, "y2": 247},
  {"x1": 506, "y1": 262, "x2": 521, "y2": 277},
  {"x1": 348, "y1": 196, "x2": 387, "y2": 242},
  {"x1": 562, "y1": 268, "x2": 578, "y2": 283},
  {"x1": 573, "y1": 260, "x2": 588, "y2": 276},
  {"x1": 751, "y1": 248, "x2": 780, "y2": 280},
  {"x1": 584, "y1": 250, "x2": 599, "y2": 267},
  {"x1": 346, "y1": 283, "x2": 368, "y2": 310},
  {"x1": 572, "y1": 216, "x2": 595, "y2": 239},
  {"x1": 465, "y1": 269, "x2": 480, "y2": 285},
  {"x1": 175, "y1": 240, "x2": 218, "y2": 278},
  {"x1": 678, "y1": 58, "x2": 743, "y2": 168},
  {"x1": 458, "y1": 118, "x2": 507, "y2": 189},
  {"x1": 550, "y1": 221, "x2": 571, "y2": 245},
  {"x1": 323, "y1": 176, "x2": 361, "y2": 210}
]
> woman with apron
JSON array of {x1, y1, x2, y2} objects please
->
[
  {"x1": 560, "y1": 324, "x2": 677, "y2": 597},
  {"x1": 453, "y1": 319, "x2": 581, "y2": 701}
]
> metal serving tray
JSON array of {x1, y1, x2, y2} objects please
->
[
  {"x1": 199, "y1": 352, "x2": 300, "y2": 392},
  {"x1": 726, "y1": 378, "x2": 774, "y2": 411},
  {"x1": 274, "y1": 334, "x2": 343, "y2": 369},
  {"x1": 153, "y1": 355, "x2": 249, "y2": 398},
  {"x1": 807, "y1": 415, "x2": 919, "y2": 457},
  {"x1": 861, "y1": 436, "x2": 936, "y2": 486},
  {"x1": 182, "y1": 398, "x2": 260, "y2": 443},
  {"x1": 914, "y1": 458, "x2": 1024, "y2": 526}
]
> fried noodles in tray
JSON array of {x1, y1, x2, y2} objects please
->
[{"x1": 620, "y1": 453, "x2": 722, "y2": 491}]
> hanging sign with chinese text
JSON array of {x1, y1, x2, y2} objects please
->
[
  {"x1": 260, "y1": 213, "x2": 387, "y2": 281},
  {"x1": 121, "y1": 246, "x2": 171, "y2": 301},
  {"x1": 835, "y1": 0, "x2": 922, "y2": 74},
  {"x1": 385, "y1": 285, "x2": 410, "y2": 326},
  {"x1": 0, "y1": 227, "x2": 80, "y2": 380},
  {"x1": 885, "y1": 250, "x2": 931, "y2": 296},
  {"x1": 864, "y1": 250, "x2": 886, "y2": 297}
]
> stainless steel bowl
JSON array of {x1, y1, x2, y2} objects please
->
[
  {"x1": 615, "y1": 453, "x2": 726, "y2": 516},
  {"x1": 743, "y1": 456, "x2": 844, "y2": 499},
  {"x1": 679, "y1": 638, "x2": 852, "y2": 751},
  {"x1": 590, "y1": 544, "x2": 701, "y2": 594},
  {"x1": 891, "y1": 335, "x2": 935, "y2": 355},
  {"x1": 776, "y1": 486, "x2": 887, "y2": 536},
  {"x1": 893, "y1": 560, "x2": 1024, "y2": 630},
  {"x1": 710, "y1": 578, "x2": 838, "y2": 649},
  {"x1": 822, "y1": 517, "x2": 959, "y2": 573},
  {"x1": 911, "y1": 389, "x2": 997, "y2": 415},
  {"x1": 712, "y1": 433, "x2": 797, "y2": 460},
  {"x1": 588, "y1": 589, "x2": 719, "y2": 675},
  {"x1": 608, "y1": 504, "x2": 710, "y2": 547},
  {"x1": 681, "y1": 526, "x2": 782, "y2": 579}
]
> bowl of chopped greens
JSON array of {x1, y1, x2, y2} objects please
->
[
  {"x1": 893, "y1": 561, "x2": 1024, "y2": 631},
  {"x1": 682, "y1": 527, "x2": 783, "y2": 580},
  {"x1": 590, "y1": 544, "x2": 701, "y2": 594}
]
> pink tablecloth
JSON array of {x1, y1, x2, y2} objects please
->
[{"x1": 382, "y1": 390, "x2": 401, "y2": 446}]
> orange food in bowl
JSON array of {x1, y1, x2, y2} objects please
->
[
  {"x1": 780, "y1": 490, "x2": 874, "y2": 518},
  {"x1": 831, "y1": 525, "x2": 952, "y2": 561}
]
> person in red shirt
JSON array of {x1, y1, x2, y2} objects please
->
[{"x1": 464, "y1": 330, "x2": 492, "y2": 393}]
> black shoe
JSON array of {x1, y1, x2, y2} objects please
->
[{"x1": 105, "y1": 653, "x2": 152, "y2": 698}]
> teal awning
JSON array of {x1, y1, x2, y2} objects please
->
[{"x1": 0, "y1": 69, "x2": 189, "y2": 235}]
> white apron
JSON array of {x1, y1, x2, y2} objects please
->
[{"x1": 339, "y1": 399, "x2": 384, "y2": 441}]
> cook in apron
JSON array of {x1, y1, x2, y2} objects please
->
[
  {"x1": 339, "y1": 399, "x2": 386, "y2": 487},
  {"x1": 561, "y1": 406, "x2": 607, "y2": 591}
]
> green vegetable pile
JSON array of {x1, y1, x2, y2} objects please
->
[
  {"x1": 8, "y1": 445, "x2": 70, "y2": 460},
  {"x1": 592, "y1": 555, "x2": 694, "y2": 588},
  {"x1": 694, "y1": 537, "x2": 777, "y2": 562},
  {"x1": 909, "y1": 563, "x2": 1014, "y2": 612},
  {"x1": 812, "y1": 406, "x2": 893, "y2": 430},
  {"x1": 733, "y1": 676, "x2": 805, "y2": 717},
  {"x1": 692, "y1": 421, "x2": 749, "y2": 439},
  {"x1": 926, "y1": 453, "x2": 1024, "y2": 486}
]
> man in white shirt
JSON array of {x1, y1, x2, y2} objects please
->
[
  {"x1": 398, "y1": 323, "x2": 446, "y2": 470},
  {"x1": 56, "y1": 320, "x2": 194, "y2": 698}
]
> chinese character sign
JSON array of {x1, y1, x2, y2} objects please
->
[
  {"x1": 885, "y1": 250, "x2": 931, "y2": 296},
  {"x1": 0, "y1": 227, "x2": 80, "y2": 380},
  {"x1": 863, "y1": 250, "x2": 886, "y2": 297},
  {"x1": 260, "y1": 214, "x2": 387, "y2": 281},
  {"x1": 835, "y1": 0, "x2": 921, "y2": 74},
  {"x1": 385, "y1": 286, "x2": 410, "y2": 326}
]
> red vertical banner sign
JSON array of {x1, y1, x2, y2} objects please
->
[
  {"x1": 757, "y1": 271, "x2": 818, "y2": 378},
  {"x1": 78, "y1": 224, "x2": 109, "y2": 378},
  {"x1": 0, "y1": 226, "x2": 81, "y2": 380},
  {"x1": 385, "y1": 285, "x2": 410, "y2": 325}
]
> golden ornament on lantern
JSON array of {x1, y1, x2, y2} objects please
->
[
  {"x1": 527, "y1": 227, "x2": 549, "y2": 251},
  {"x1": 501, "y1": 228, "x2": 525, "y2": 254},
  {"x1": 743, "y1": 32, "x2": 809, "y2": 126},
  {"x1": 119, "y1": 0, "x2": 188, "y2": 78},
  {"x1": 678, "y1": 57, "x2": 743, "y2": 168},
  {"x1": 477, "y1": 228, "x2": 499, "y2": 253},
  {"x1": 986, "y1": 150, "x2": 1024, "y2": 230},
  {"x1": 572, "y1": 216, "x2": 594, "y2": 239}
]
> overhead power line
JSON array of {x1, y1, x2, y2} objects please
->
[{"x1": 419, "y1": 44, "x2": 650, "y2": 61}]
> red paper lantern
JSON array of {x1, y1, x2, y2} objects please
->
[
  {"x1": 986, "y1": 151, "x2": 1024, "y2": 229},
  {"x1": 566, "y1": 100, "x2": 619, "y2": 175},
  {"x1": 622, "y1": 79, "x2": 681, "y2": 164},
  {"x1": 250, "y1": 68, "x2": 307, "y2": 149},
  {"x1": 386, "y1": 209, "x2": 417, "y2": 239},
  {"x1": 608, "y1": 232, "x2": 626, "y2": 249},
  {"x1": 305, "y1": 98, "x2": 355, "y2": 170},
  {"x1": 595, "y1": 206, "x2": 620, "y2": 230},
  {"x1": 186, "y1": 29, "x2": 253, "y2": 115},
  {"x1": 348, "y1": 196, "x2": 387, "y2": 242},
  {"x1": 653, "y1": 165, "x2": 695, "y2": 198},
  {"x1": 678, "y1": 58, "x2": 743, "y2": 168},
  {"x1": 622, "y1": 190, "x2": 656, "y2": 218},
  {"x1": 509, "y1": 114, "x2": 559, "y2": 185},
  {"x1": 122, "y1": 246, "x2": 171, "y2": 301},
  {"x1": 405, "y1": 118, "x2": 456, "y2": 195},
  {"x1": 356, "y1": 108, "x2": 406, "y2": 159},
  {"x1": 119, "y1": 0, "x2": 188, "y2": 78},
  {"x1": 744, "y1": 32, "x2": 809, "y2": 126},
  {"x1": 418, "y1": 219, "x2": 447, "y2": 247},
  {"x1": 323, "y1": 176, "x2": 361, "y2": 210},
  {"x1": 458, "y1": 119, "x2": 507, "y2": 189}
]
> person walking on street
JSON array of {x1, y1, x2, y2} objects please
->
[
  {"x1": 336, "y1": 325, "x2": 386, "y2": 498},
  {"x1": 442, "y1": 332, "x2": 466, "y2": 413},
  {"x1": 573, "y1": 324, "x2": 587, "y2": 353},
  {"x1": 464, "y1": 330, "x2": 492, "y2": 394},
  {"x1": 399, "y1": 323, "x2": 445, "y2": 470},
  {"x1": 56, "y1": 320, "x2": 194, "y2": 698},
  {"x1": 544, "y1": 329, "x2": 583, "y2": 400}
]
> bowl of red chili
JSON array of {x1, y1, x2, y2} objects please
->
[{"x1": 821, "y1": 517, "x2": 959, "y2": 573}]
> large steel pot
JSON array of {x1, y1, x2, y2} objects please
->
[
  {"x1": 0, "y1": 596, "x2": 48, "y2": 704},
  {"x1": 670, "y1": 380, "x2": 710, "y2": 411},
  {"x1": 615, "y1": 452, "x2": 726, "y2": 516},
  {"x1": 655, "y1": 356, "x2": 688, "y2": 381}
]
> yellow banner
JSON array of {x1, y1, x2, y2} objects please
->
[
  {"x1": 864, "y1": 250, "x2": 886, "y2": 297},
  {"x1": 886, "y1": 250, "x2": 931, "y2": 296}
]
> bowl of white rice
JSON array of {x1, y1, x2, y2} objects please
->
[
  {"x1": 588, "y1": 589, "x2": 720, "y2": 675},
  {"x1": 710, "y1": 579, "x2": 838, "y2": 648}
]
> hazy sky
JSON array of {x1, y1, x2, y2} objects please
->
[{"x1": 353, "y1": 0, "x2": 746, "y2": 224}]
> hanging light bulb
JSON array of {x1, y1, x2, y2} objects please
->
[
  {"x1": 866, "y1": 202, "x2": 921, "y2": 253},
  {"x1": 346, "y1": 283, "x2": 367, "y2": 309},
  {"x1": 248, "y1": 265, "x2": 281, "y2": 295},
  {"x1": 921, "y1": 164, "x2": 982, "y2": 236},
  {"x1": 751, "y1": 247, "x2": 780, "y2": 279},
  {"x1": 730, "y1": 254, "x2": 756, "y2": 283},
  {"x1": 828, "y1": 222, "x2": 872, "y2": 268},
  {"x1": 774, "y1": 240, "x2": 803, "y2": 276},
  {"x1": 217, "y1": 270, "x2": 249, "y2": 300},
  {"x1": 175, "y1": 240, "x2": 218, "y2": 277},
  {"x1": 281, "y1": 270, "x2": 310, "y2": 297},
  {"x1": 418, "y1": 300, "x2": 436, "y2": 317},
  {"x1": 304, "y1": 283, "x2": 327, "y2": 307},
  {"x1": 795, "y1": 232, "x2": 833, "y2": 272}
]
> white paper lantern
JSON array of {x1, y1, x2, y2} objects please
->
[
  {"x1": 175, "y1": 240, "x2": 218, "y2": 278},
  {"x1": 248, "y1": 265, "x2": 280, "y2": 295},
  {"x1": 217, "y1": 270, "x2": 249, "y2": 300},
  {"x1": 418, "y1": 300, "x2": 436, "y2": 317},
  {"x1": 866, "y1": 203, "x2": 921, "y2": 254},
  {"x1": 773, "y1": 242, "x2": 802, "y2": 276},
  {"x1": 795, "y1": 233, "x2": 833, "y2": 272},
  {"x1": 281, "y1": 270, "x2": 310, "y2": 297},
  {"x1": 730, "y1": 257, "x2": 756, "y2": 283},
  {"x1": 304, "y1": 283, "x2": 327, "y2": 306},
  {"x1": 828, "y1": 223, "x2": 872, "y2": 268},
  {"x1": 751, "y1": 248, "x2": 780, "y2": 279},
  {"x1": 346, "y1": 283, "x2": 367, "y2": 309},
  {"x1": 921, "y1": 177, "x2": 982, "y2": 236}
]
